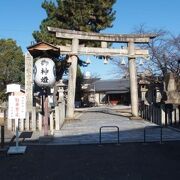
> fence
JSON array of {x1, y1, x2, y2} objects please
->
[
  {"x1": 7, "y1": 110, "x2": 51, "y2": 132},
  {"x1": 6, "y1": 103, "x2": 65, "y2": 132},
  {"x1": 139, "y1": 102, "x2": 180, "y2": 126}
]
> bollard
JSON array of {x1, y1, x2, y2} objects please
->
[{"x1": 99, "y1": 126, "x2": 119, "y2": 144}]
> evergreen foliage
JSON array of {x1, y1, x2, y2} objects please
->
[
  {"x1": 33, "y1": 0, "x2": 116, "y2": 46},
  {"x1": 32, "y1": 0, "x2": 116, "y2": 104},
  {"x1": 0, "y1": 39, "x2": 24, "y2": 102}
]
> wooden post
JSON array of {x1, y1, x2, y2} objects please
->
[
  {"x1": 38, "y1": 112, "x2": 42, "y2": 131},
  {"x1": 43, "y1": 91, "x2": 49, "y2": 136},
  {"x1": 66, "y1": 38, "x2": 79, "y2": 119}
]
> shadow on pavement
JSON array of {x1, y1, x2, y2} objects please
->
[{"x1": 1, "y1": 142, "x2": 180, "y2": 180}]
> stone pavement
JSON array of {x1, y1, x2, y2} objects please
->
[
  {"x1": 51, "y1": 107, "x2": 180, "y2": 145},
  {"x1": 1, "y1": 106, "x2": 180, "y2": 146}
]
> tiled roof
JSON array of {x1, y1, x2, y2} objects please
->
[{"x1": 89, "y1": 79, "x2": 130, "y2": 92}]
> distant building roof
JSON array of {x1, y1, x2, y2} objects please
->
[
  {"x1": 89, "y1": 79, "x2": 130, "y2": 92},
  {"x1": 106, "y1": 90, "x2": 129, "y2": 94}
]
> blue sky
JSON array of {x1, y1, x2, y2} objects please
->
[{"x1": 0, "y1": 0, "x2": 180, "y2": 79}]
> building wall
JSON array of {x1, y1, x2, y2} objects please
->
[
  {"x1": 94, "y1": 93, "x2": 100, "y2": 106},
  {"x1": 92, "y1": 92, "x2": 130, "y2": 106}
]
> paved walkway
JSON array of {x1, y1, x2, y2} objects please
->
[
  {"x1": 1, "y1": 106, "x2": 180, "y2": 145},
  {"x1": 51, "y1": 107, "x2": 180, "y2": 145}
]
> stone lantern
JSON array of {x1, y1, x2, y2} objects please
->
[
  {"x1": 55, "y1": 80, "x2": 67, "y2": 130},
  {"x1": 56, "y1": 80, "x2": 66, "y2": 103}
]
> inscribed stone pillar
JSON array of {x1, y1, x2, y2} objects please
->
[
  {"x1": 25, "y1": 52, "x2": 33, "y2": 111},
  {"x1": 25, "y1": 52, "x2": 33, "y2": 130}
]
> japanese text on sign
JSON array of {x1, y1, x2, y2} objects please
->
[{"x1": 8, "y1": 96, "x2": 26, "y2": 119}]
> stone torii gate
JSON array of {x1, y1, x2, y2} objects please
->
[{"x1": 48, "y1": 27, "x2": 156, "y2": 119}]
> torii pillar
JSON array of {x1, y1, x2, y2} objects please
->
[
  {"x1": 66, "y1": 38, "x2": 79, "y2": 119},
  {"x1": 128, "y1": 41, "x2": 139, "y2": 117}
]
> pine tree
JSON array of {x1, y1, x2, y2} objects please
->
[
  {"x1": 33, "y1": 0, "x2": 116, "y2": 46},
  {"x1": 32, "y1": 0, "x2": 116, "y2": 103}
]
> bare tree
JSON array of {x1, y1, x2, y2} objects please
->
[
  {"x1": 134, "y1": 25, "x2": 180, "y2": 80},
  {"x1": 112, "y1": 56, "x2": 129, "y2": 79},
  {"x1": 113, "y1": 25, "x2": 179, "y2": 82}
]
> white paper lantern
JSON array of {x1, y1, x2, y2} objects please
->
[{"x1": 34, "y1": 58, "x2": 56, "y2": 87}]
